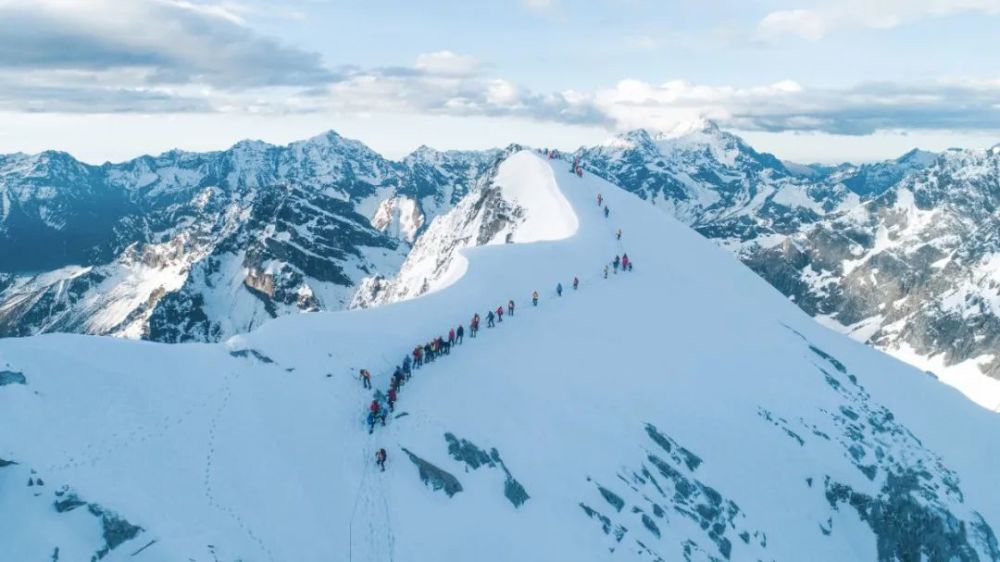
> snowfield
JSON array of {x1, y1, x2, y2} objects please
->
[{"x1": 1, "y1": 152, "x2": 999, "y2": 561}]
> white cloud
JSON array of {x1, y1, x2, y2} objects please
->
[
  {"x1": 0, "y1": 2, "x2": 996, "y2": 139},
  {"x1": 486, "y1": 79, "x2": 522, "y2": 106},
  {"x1": 0, "y1": 0, "x2": 332, "y2": 89},
  {"x1": 757, "y1": 10, "x2": 829, "y2": 41},
  {"x1": 303, "y1": 66, "x2": 1000, "y2": 137},
  {"x1": 757, "y1": 0, "x2": 1000, "y2": 40},
  {"x1": 414, "y1": 51, "x2": 480, "y2": 77},
  {"x1": 591, "y1": 79, "x2": 808, "y2": 131}
]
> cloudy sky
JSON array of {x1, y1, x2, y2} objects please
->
[{"x1": 0, "y1": 0, "x2": 998, "y2": 163}]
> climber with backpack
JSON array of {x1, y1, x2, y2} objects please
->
[
  {"x1": 456, "y1": 324, "x2": 465, "y2": 344},
  {"x1": 556, "y1": 282, "x2": 563, "y2": 297},
  {"x1": 622, "y1": 254, "x2": 631, "y2": 271},
  {"x1": 387, "y1": 387, "x2": 397, "y2": 412},
  {"x1": 532, "y1": 291, "x2": 539, "y2": 306},
  {"x1": 604, "y1": 206, "x2": 610, "y2": 218},
  {"x1": 413, "y1": 346, "x2": 423, "y2": 368},
  {"x1": 597, "y1": 194, "x2": 603, "y2": 206},
  {"x1": 376, "y1": 448, "x2": 387, "y2": 472},
  {"x1": 448, "y1": 328, "x2": 456, "y2": 346},
  {"x1": 613, "y1": 255, "x2": 620, "y2": 273},
  {"x1": 496, "y1": 305, "x2": 504, "y2": 323},
  {"x1": 573, "y1": 277, "x2": 579, "y2": 290},
  {"x1": 487, "y1": 310, "x2": 496, "y2": 328},
  {"x1": 508, "y1": 299, "x2": 515, "y2": 316}
]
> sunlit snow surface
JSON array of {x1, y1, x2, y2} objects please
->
[{"x1": 1, "y1": 152, "x2": 999, "y2": 561}]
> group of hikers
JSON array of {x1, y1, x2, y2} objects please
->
[
  {"x1": 359, "y1": 296, "x2": 528, "y2": 436},
  {"x1": 364, "y1": 187, "x2": 633, "y2": 472},
  {"x1": 358, "y1": 279, "x2": 582, "y2": 441},
  {"x1": 481, "y1": 299, "x2": 520, "y2": 328},
  {"x1": 411, "y1": 334, "x2": 456, "y2": 368},
  {"x1": 604, "y1": 253, "x2": 633, "y2": 277}
]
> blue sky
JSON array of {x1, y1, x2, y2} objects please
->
[{"x1": 0, "y1": 0, "x2": 997, "y2": 163}]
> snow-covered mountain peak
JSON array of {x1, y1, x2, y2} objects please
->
[
  {"x1": 231, "y1": 138, "x2": 273, "y2": 149},
  {"x1": 896, "y1": 148, "x2": 938, "y2": 167},
  {"x1": 602, "y1": 128, "x2": 657, "y2": 150},
  {"x1": 659, "y1": 116, "x2": 722, "y2": 139},
  {"x1": 293, "y1": 128, "x2": 372, "y2": 155},
  {"x1": 493, "y1": 151, "x2": 578, "y2": 243},
  {"x1": 19, "y1": 150, "x2": 90, "y2": 179},
  {"x1": 404, "y1": 144, "x2": 442, "y2": 161},
  {"x1": 653, "y1": 121, "x2": 755, "y2": 161},
  {"x1": 3, "y1": 153, "x2": 1000, "y2": 561},
  {"x1": 402, "y1": 144, "x2": 501, "y2": 168},
  {"x1": 602, "y1": 120, "x2": 727, "y2": 152},
  {"x1": 353, "y1": 150, "x2": 574, "y2": 307}
]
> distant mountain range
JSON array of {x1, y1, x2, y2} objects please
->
[{"x1": 1, "y1": 122, "x2": 997, "y2": 404}]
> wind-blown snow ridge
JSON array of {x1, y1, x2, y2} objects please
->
[
  {"x1": 494, "y1": 152, "x2": 579, "y2": 243},
  {"x1": 1, "y1": 152, "x2": 999, "y2": 561}
]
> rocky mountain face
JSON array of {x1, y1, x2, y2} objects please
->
[
  {"x1": 0, "y1": 133, "x2": 499, "y2": 342},
  {"x1": 351, "y1": 146, "x2": 530, "y2": 308},
  {"x1": 572, "y1": 122, "x2": 860, "y2": 250},
  {"x1": 574, "y1": 123, "x2": 1000, "y2": 399},
  {"x1": 742, "y1": 147, "x2": 1000, "y2": 380}
]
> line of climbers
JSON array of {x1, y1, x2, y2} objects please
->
[
  {"x1": 359, "y1": 275, "x2": 590, "y2": 435},
  {"x1": 540, "y1": 149, "x2": 585, "y2": 178},
  {"x1": 364, "y1": 185, "x2": 631, "y2": 471}
]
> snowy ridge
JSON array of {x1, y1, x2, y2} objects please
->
[
  {"x1": 1, "y1": 152, "x2": 999, "y2": 561},
  {"x1": 352, "y1": 151, "x2": 578, "y2": 308}
]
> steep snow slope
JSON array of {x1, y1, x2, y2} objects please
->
[
  {"x1": 576, "y1": 127, "x2": 999, "y2": 408},
  {"x1": 1, "y1": 152, "x2": 999, "y2": 561}
]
